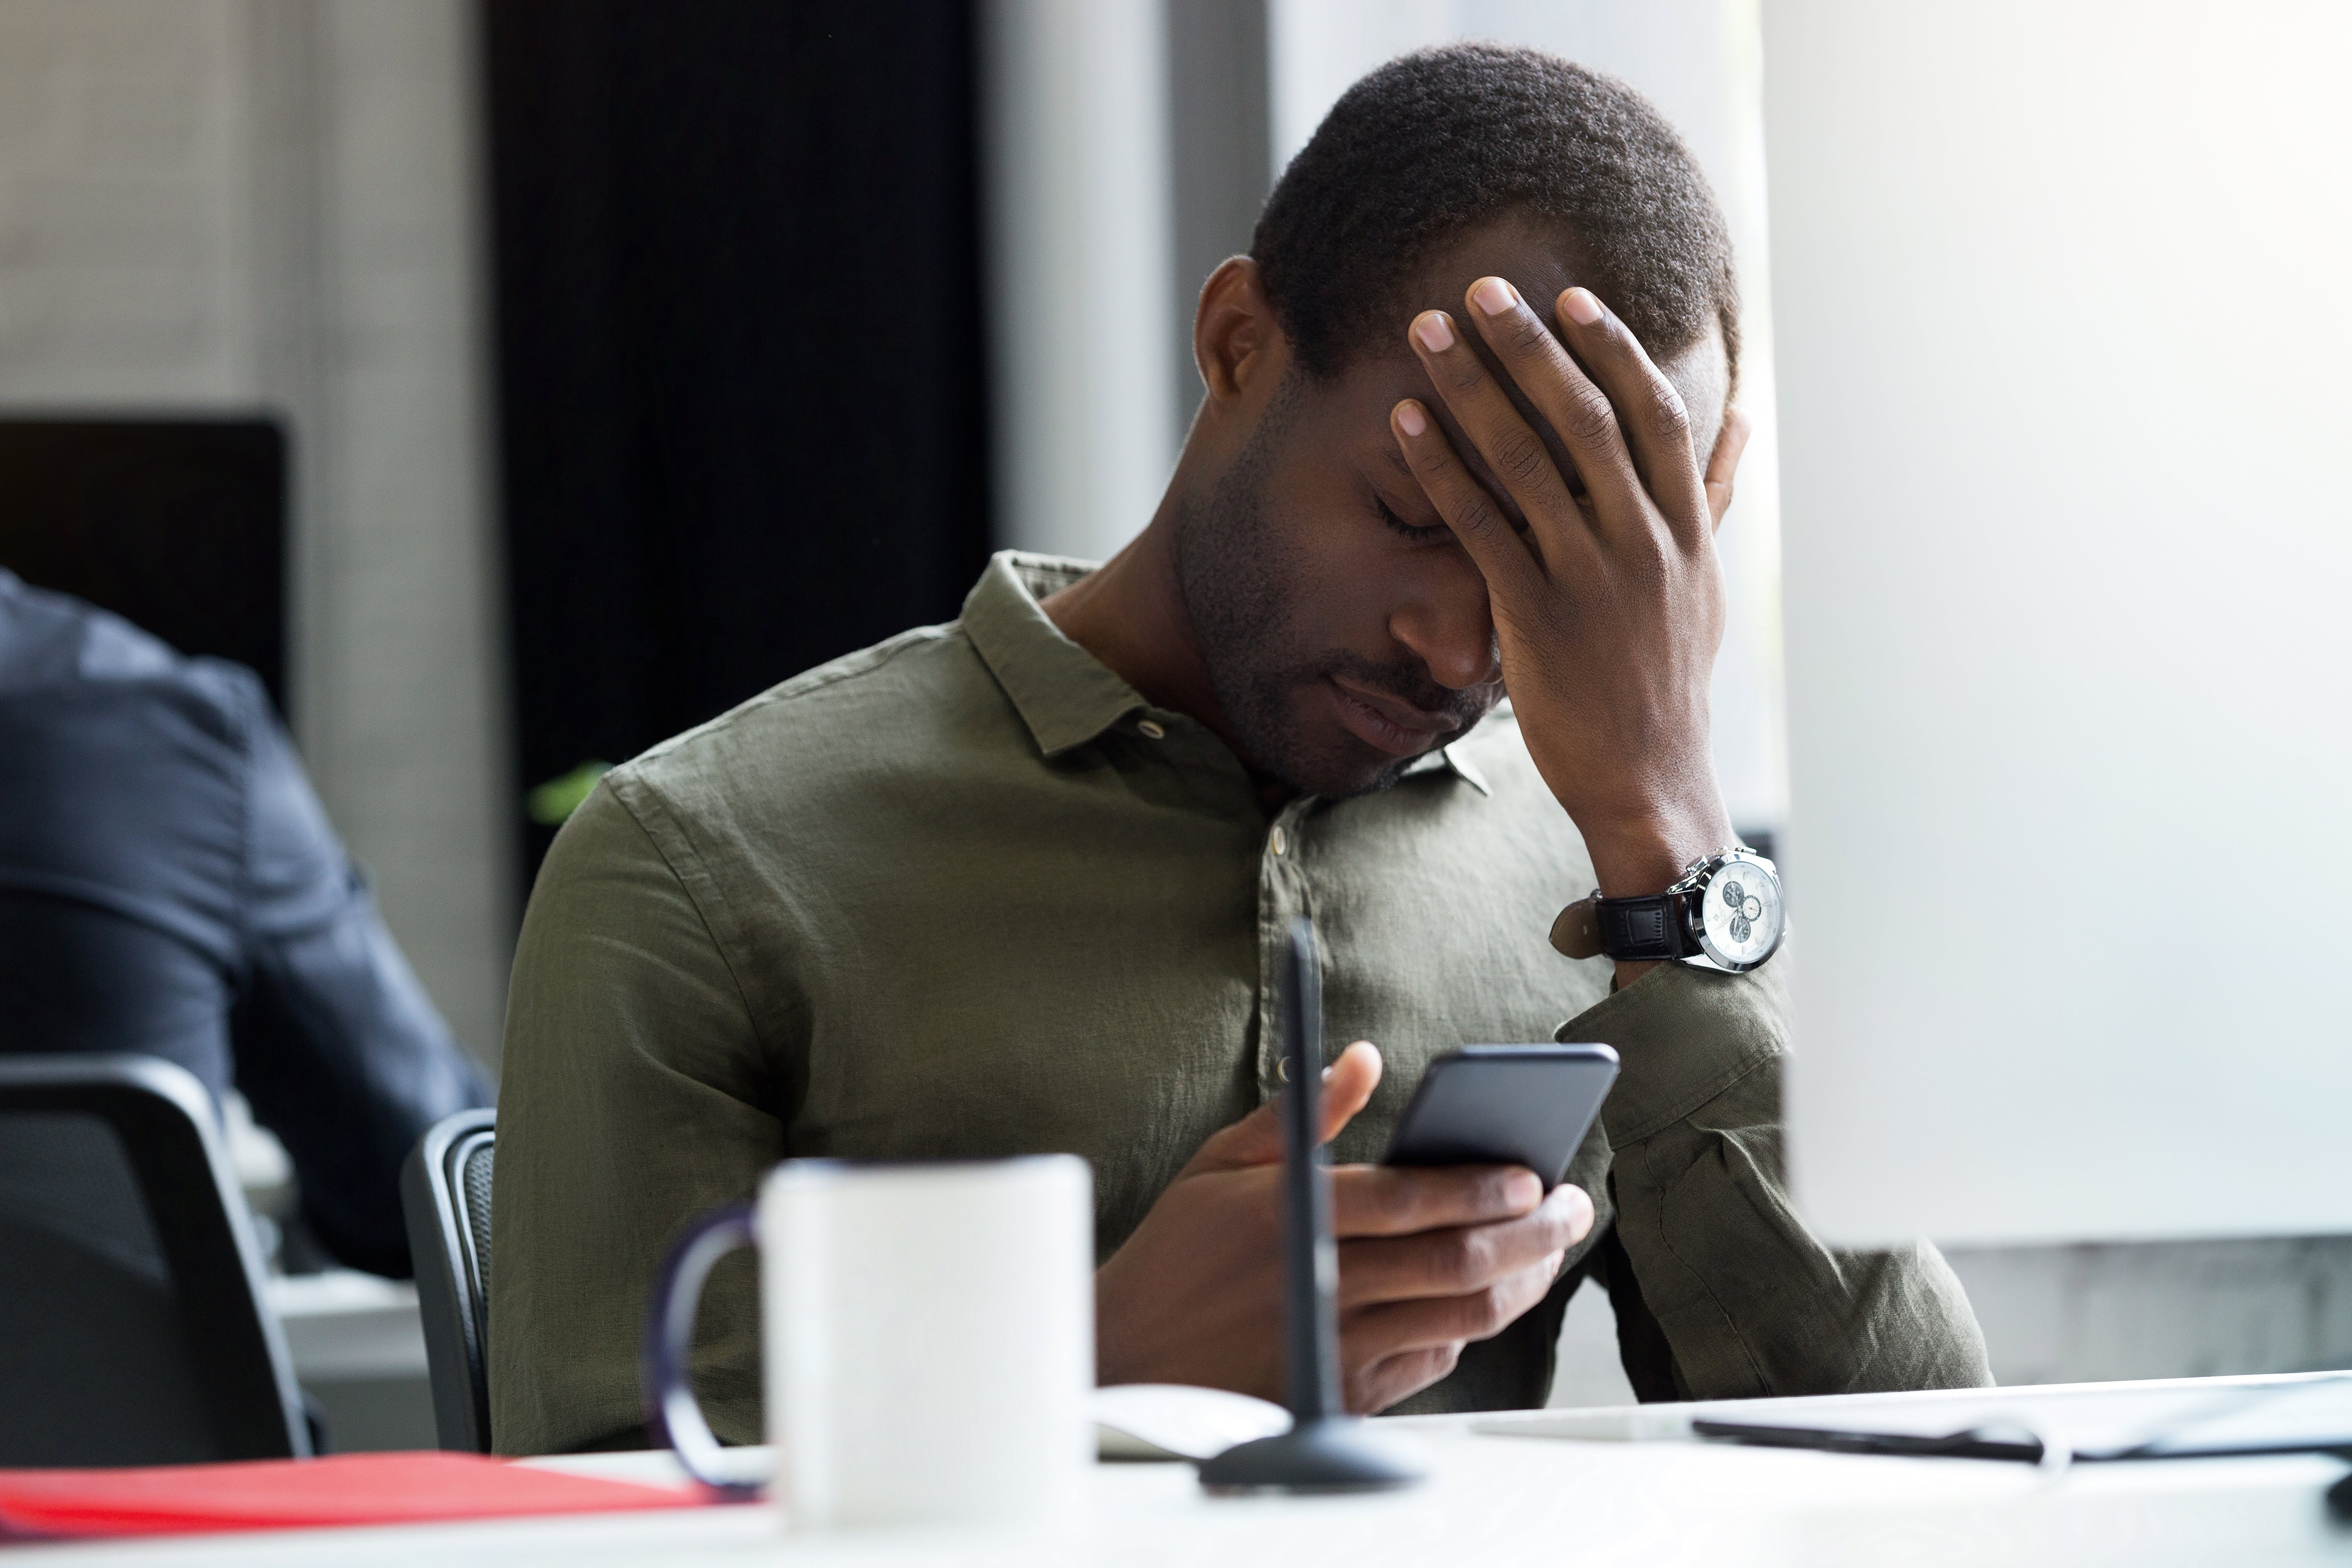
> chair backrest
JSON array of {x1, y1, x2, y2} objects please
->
[
  {"x1": 400, "y1": 1109, "x2": 495, "y2": 1452},
  {"x1": 0, "y1": 1054, "x2": 310, "y2": 1465}
]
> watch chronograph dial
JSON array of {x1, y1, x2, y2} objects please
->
[{"x1": 1697, "y1": 854, "x2": 1784, "y2": 969}]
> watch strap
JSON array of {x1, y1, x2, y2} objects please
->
[
  {"x1": 1596, "y1": 893, "x2": 1688, "y2": 961},
  {"x1": 1548, "y1": 897, "x2": 1603, "y2": 959},
  {"x1": 1549, "y1": 891, "x2": 1691, "y2": 962}
]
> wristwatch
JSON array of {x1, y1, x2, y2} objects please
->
[{"x1": 1548, "y1": 848, "x2": 1786, "y2": 973}]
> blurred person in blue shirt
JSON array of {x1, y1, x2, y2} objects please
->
[{"x1": 0, "y1": 569, "x2": 490, "y2": 1278}]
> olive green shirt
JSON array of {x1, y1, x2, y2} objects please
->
[{"x1": 490, "y1": 552, "x2": 1989, "y2": 1457}]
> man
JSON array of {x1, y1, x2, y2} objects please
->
[
  {"x1": 492, "y1": 45, "x2": 1989, "y2": 1454},
  {"x1": 0, "y1": 570, "x2": 489, "y2": 1276}
]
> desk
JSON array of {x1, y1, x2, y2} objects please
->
[
  {"x1": 264, "y1": 1273, "x2": 427, "y2": 1381},
  {"x1": 17, "y1": 1389, "x2": 2352, "y2": 1566}
]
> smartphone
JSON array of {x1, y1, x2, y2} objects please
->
[{"x1": 1381, "y1": 1044, "x2": 1619, "y2": 1189}]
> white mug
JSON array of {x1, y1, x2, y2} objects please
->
[{"x1": 643, "y1": 1156, "x2": 1094, "y2": 1532}]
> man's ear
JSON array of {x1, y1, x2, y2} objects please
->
[
  {"x1": 1662, "y1": 326, "x2": 1740, "y2": 534},
  {"x1": 1703, "y1": 405, "x2": 1751, "y2": 534},
  {"x1": 1194, "y1": 256, "x2": 1287, "y2": 403}
]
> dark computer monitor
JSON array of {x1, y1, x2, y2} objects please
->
[{"x1": 0, "y1": 419, "x2": 287, "y2": 712}]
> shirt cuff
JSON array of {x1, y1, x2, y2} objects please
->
[{"x1": 1553, "y1": 956, "x2": 1791, "y2": 1146}]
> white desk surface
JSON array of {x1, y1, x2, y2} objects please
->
[{"x1": 19, "y1": 1383, "x2": 2352, "y2": 1566}]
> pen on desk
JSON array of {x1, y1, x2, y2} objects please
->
[{"x1": 1479, "y1": 1409, "x2": 2063, "y2": 1468}]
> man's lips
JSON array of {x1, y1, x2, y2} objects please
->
[{"x1": 1325, "y1": 675, "x2": 1460, "y2": 757}]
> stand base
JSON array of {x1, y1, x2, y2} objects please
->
[{"x1": 1197, "y1": 1417, "x2": 1429, "y2": 1494}]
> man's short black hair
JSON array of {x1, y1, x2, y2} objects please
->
[{"x1": 1252, "y1": 44, "x2": 1740, "y2": 392}]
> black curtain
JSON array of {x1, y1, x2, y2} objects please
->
[
  {"x1": 0, "y1": 420, "x2": 286, "y2": 713},
  {"x1": 485, "y1": 1, "x2": 993, "y2": 880}
]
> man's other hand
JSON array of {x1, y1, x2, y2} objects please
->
[
  {"x1": 1094, "y1": 1041, "x2": 1596, "y2": 1413},
  {"x1": 1390, "y1": 280, "x2": 1749, "y2": 906}
]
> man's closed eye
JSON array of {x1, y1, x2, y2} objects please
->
[{"x1": 1374, "y1": 494, "x2": 1452, "y2": 543}]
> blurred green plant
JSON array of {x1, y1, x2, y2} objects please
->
[{"x1": 526, "y1": 760, "x2": 613, "y2": 827}]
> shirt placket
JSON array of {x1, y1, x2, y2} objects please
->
[{"x1": 1252, "y1": 794, "x2": 1322, "y2": 1102}]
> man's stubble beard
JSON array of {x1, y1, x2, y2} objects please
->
[{"x1": 1174, "y1": 385, "x2": 1490, "y2": 799}]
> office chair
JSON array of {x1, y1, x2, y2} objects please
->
[
  {"x1": 401, "y1": 1108, "x2": 496, "y2": 1452},
  {"x1": 0, "y1": 1054, "x2": 312, "y2": 1465}
]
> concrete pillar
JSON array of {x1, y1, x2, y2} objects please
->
[{"x1": 979, "y1": 0, "x2": 1179, "y2": 563}]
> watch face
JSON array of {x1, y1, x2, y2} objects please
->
[{"x1": 1697, "y1": 854, "x2": 1784, "y2": 969}]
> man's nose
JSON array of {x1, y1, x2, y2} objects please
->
[{"x1": 1389, "y1": 558, "x2": 1500, "y2": 691}]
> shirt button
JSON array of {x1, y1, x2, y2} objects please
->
[
  {"x1": 1136, "y1": 719, "x2": 1165, "y2": 740},
  {"x1": 1270, "y1": 826, "x2": 1288, "y2": 856}
]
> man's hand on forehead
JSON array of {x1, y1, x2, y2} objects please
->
[
  {"x1": 1388, "y1": 276, "x2": 1748, "y2": 940},
  {"x1": 1451, "y1": 345, "x2": 1721, "y2": 509}
]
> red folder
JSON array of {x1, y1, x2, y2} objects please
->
[{"x1": 0, "y1": 1451, "x2": 712, "y2": 1540}]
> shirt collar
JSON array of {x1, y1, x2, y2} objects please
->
[
  {"x1": 960, "y1": 549, "x2": 1492, "y2": 797},
  {"x1": 1423, "y1": 738, "x2": 1492, "y2": 797},
  {"x1": 962, "y1": 551, "x2": 1147, "y2": 757}
]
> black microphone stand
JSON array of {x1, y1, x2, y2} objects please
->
[{"x1": 1198, "y1": 917, "x2": 1428, "y2": 1494}]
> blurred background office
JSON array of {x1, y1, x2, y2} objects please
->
[{"x1": 0, "y1": 0, "x2": 2345, "y2": 1448}]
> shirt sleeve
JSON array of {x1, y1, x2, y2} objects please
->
[
  {"x1": 488, "y1": 777, "x2": 782, "y2": 1456},
  {"x1": 1557, "y1": 956, "x2": 1993, "y2": 1400},
  {"x1": 223, "y1": 668, "x2": 490, "y2": 1278}
]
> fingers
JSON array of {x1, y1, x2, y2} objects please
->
[
  {"x1": 1337, "y1": 1250, "x2": 1568, "y2": 1410},
  {"x1": 1337, "y1": 1183, "x2": 1593, "y2": 1306},
  {"x1": 1704, "y1": 404, "x2": 1751, "y2": 532},
  {"x1": 1179, "y1": 1041, "x2": 1383, "y2": 1174},
  {"x1": 1421, "y1": 284, "x2": 1641, "y2": 553},
  {"x1": 1389, "y1": 396, "x2": 1550, "y2": 597},
  {"x1": 1337, "y1": 1191, "x2": 1597, "y2": 1404},
  {"x1": 1453, "y1": 279, "x2": 1657, "y2": 548},
  {"x1": 1318, "y1": 1040, "x2": 1383, "y2": 1145},
  {"x1": 1331, "y1": 1160, "x2": 1544, "y2": 1238},
  {"x1": 1347, "y1": 1343, "x2": 1461, "y2": 1415},
  {"x1": 1181, "y1": 1101, "x2": 1282, "y2": 1175},
  {"x1": 1402, "y1": 301, "x2": 1592, "y2": 566},
  {"x1": 1549, "y1": 285, "x2": 1710, "y2": 543}
]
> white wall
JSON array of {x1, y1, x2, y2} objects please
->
[
  {"x1": 0, "y1": 0, "x2": 512, "y2": 1067},
  {"x1": 1768, "y1": 0, "x2": 2352, "y2": 1252},
  {"x1": 1268, "y1": 0, "x2": 1788, "y2": 834}
]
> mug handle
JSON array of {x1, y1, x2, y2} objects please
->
[{"x1": 641, "y1": 1199, "x2": 769, "y2": 1499}]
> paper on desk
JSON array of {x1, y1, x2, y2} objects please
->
[
  {"x1": 1092, "y1": 1384, "x2": 1291, "y2": 1461},
  {"x1": 1474, "y1": 1407, "x2": 1697, "y2": 1443}
]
